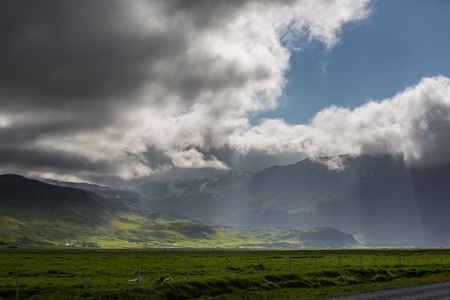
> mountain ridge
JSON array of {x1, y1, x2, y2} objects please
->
[
  {"x1": 0, "y1": 174, "x2": 358, "y2": 248},
  {"x1": 139, "y1": 154, "x2": 450, "y2": 247}
]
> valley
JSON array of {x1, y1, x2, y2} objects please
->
[
  {"x1": 2, "y1": 153, "x2": 449, "y2": 248},
  {"x1": 0, "y1": 174, "x2": 357, "y2": 248}
]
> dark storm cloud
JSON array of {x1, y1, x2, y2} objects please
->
[
  {"x1": 0, "y1": 0, "x2": 276, "y2": 119},
  {"x1": 0, "y1": 147, "x2": 113, "y2": 173},
  {"x1": 179, "y1": 145, "x2": 302, "y2": 172},
  {"x1": 133, "y1": 146, "x2": 174, "y2": 171},
  {"x1": 0, "y1": 0, "x2": 268, "y2": 108},
  {"x1": 0, "y1": 122, "x2": 68, "y2": 146},
  {"x1": 163, "y1": 0, "x2": 247, "y2": 28},
  {"x1": 0, "y1": 0, "x2": 187, "y2": 107}
]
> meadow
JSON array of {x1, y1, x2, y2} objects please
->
[{"x1": 1, "y1": 244, "x2": 450, "y2": 299}]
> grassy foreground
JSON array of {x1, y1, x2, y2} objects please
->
[{"x1": 1, "y1": 245, "x2": 450, "y2": 299}]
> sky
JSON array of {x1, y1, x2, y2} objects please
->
[{"x1": 1, "y1": 0, "x2": 450, "y2": 187}]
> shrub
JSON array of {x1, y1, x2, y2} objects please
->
[
  {"x1": 264, "y1": 273, "x2": 300, "y2": 282},
  {"x1": 318, "y1": 278, "x2": 336, "y2": 287},
  {"x1": 371, "y1": 274, "x2": 393, "y2": 282},
  {"x1": 319, "y1": 270, "x2": 341, "y2": 278}
]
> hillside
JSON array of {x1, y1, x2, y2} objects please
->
[
  {"x1": 0, "y1": 174, "x2": 108, "y2": 223},
  {"x1": 0, "y1": 174, "x2": 228, "y2": 247},
  {"x1": 139, "y1": 154, "x2": 450, "y2": 247},
  {"x1": 0, "y1": 174, "x2": 358, "y2": 248}
]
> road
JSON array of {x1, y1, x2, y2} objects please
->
[{"x1": 315, "y1": 281, "x2": 450, "y2": 299}]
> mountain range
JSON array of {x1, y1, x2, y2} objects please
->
[
  {"x1": 0, "y1": 174, "x2": 358, "y2": 248},
  {"x1": 3, "y1": 153, "x2": 448, "y2": 248},
  {"x1": 138, "y1": 154, "x2": 450, "y2": 247}
]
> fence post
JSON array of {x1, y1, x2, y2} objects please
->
[
  {"x1": 138, "y1": 264, "x2": 141, "y2": 287},
  {"x1": 226, "y1": 258, "x2": 228, "y2": 275},
  {"x1": 257, "y1": 257, "x2": 260, "y2": 274},
  {"x1": 84, "y1": 270, "x2": 86, "y2": 293},
  {"x1": 289, "y1": 256, "x2": 292, "y2": 272},
  {"x1": 16, "y1": 279, "x2": 18, "y2": 300},
  {"x1": 187, "y1": 260, "x2": 190, "y2": 280}
]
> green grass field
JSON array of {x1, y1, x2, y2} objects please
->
[{"x1": 1, "y1": 244, "x2": 450, "y2": 299}]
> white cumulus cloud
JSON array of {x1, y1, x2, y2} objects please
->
[{"x1": 231, "y1": 76, "x2": 450, "y2": 168}]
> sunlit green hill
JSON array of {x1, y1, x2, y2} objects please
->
[{"x1": 0, "y1": 174, "x2": 359, "y2": 248}]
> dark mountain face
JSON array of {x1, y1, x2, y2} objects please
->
[
  {"x1": 0, "y1": 174, "x2": 196, "y2": 227},
  {"x1": 38, "y1": 177, "x2": 142, "y2": 202},
  {"x1": 0, "y1": 174, "x2": 208, "y2": 245},
  {"x1": 0, "y1": 174, "x2": 110, "y2": 225},
  {"x1": 139, "y1": 154, "x2": 450, "y2": 247}
]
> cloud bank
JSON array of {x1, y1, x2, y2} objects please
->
[
  {"x1": 233, "y1": 76, "x2": 450, "y2": 168},
  {"x1": 1, "y1": 0, "x2": 449, "y2": 185}
]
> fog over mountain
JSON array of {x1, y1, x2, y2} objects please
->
[
  {"x1": 1, "y1": 1, "x2": 450, "y2": 186},
  {"x1": 139, "y1": 154, "x2": 450, "y2": 247}
]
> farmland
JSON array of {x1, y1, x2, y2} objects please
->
[{"x1": 1, "y1": 244, "x2": 450, "y2": 299}]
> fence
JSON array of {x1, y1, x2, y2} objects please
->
[{"x1": 3, "y1": 249, "x2": 449, "y2": 299}]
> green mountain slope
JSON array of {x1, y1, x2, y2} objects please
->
[
  {"x1": 0, "y1": 174, "x2": 359, "y2": 248},
  {"x1": 0, "y1": 174, "x2": 110, "y2": 225}
]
